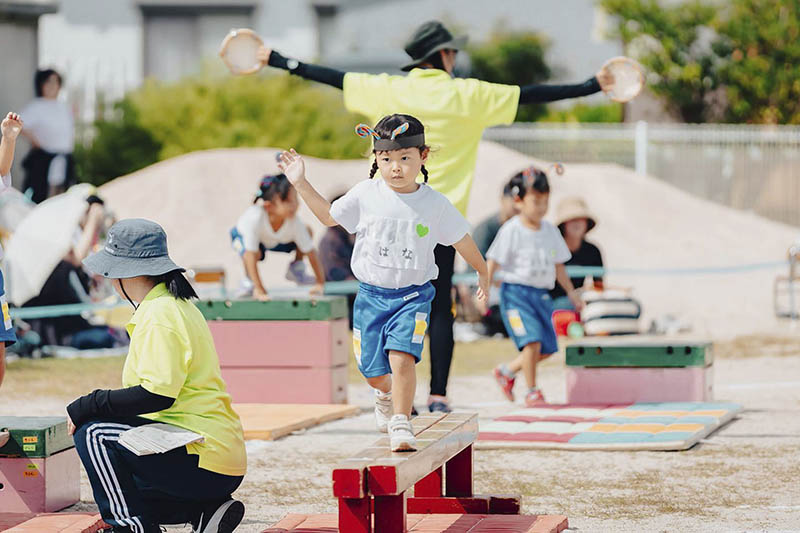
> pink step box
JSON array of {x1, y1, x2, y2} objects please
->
[
  {"x1": 566, "y1": 366, "x2": 713, "y2": 404},
  {"x1": 209, "y1": 319, "x2": 350, "y2": 404},
  {"x1": 0, "y1": 448, "x2": 80, "y2": 513}
]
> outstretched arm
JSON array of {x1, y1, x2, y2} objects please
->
[
  {"x1": 518, "y1": 66, "x2": 613, "y2": 104},
  {"x1": 258, "y1": 47, "x2": 346, "y2": 90},
  {"x1": 278, "y1": 149, "x2": 338, "y2": 227}
]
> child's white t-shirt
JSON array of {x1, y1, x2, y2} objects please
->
[
  {"x1": 20, "y1": 98, "x2": 75, "y2": 153},
  {"x1": 235, "y1": 204, "x2": 314, "y2": 254},
  {"x1": 486, "y1": 216, "x2": 571, "y2": 289},
  {"x1": 330, "y1": 179, "x2": 470, "y2": 289}
]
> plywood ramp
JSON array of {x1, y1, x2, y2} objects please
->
[{"x1": 234, "y1": 403, "x2": 360, "y2": 441}]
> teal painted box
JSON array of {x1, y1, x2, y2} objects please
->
[
  {"x1": 566, "y1": 337, "x2": 713, "y2": 368},
  {"x1": 0, "y1": 417, "x2": 73, "y2": 458},
  {"x1": 197, "y1": 296, "x2": 348, "y2": 321}
]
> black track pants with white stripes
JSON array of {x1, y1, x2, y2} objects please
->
[{"x1": 73, "y1": 416, "x2": 243, "y2": 532}]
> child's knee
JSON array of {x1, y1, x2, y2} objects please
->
[
  {"x1": 388, "y1": 350, "x2": 415, "y2": 368},
  {"x1": 523, "y1": 342, "x2": 542, "y2": 358},
  {"x1": 366, "y1": 374, "x2": 391, "y2": 390}
]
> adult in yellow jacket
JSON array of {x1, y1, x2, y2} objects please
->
[{"x1": 67, "y1": 219, "x2": 247, "y2": 533}]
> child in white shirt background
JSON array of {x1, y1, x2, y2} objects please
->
[
  {"x1": 278, "y1": 114, "x2": 489, "y2": 451},
  {"x1": 488, "y1": 167, "x2": 584, "y2": 407},
  {"x1": 230, "y1": 173, "x2": 326, "y2": 300},
  {"x1": 0, "y1": 111, "x2": 23, "y2": 386}
]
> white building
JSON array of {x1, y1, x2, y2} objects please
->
[{"x1": 0, "y1": 0, "x2": 58, "y2": 118}]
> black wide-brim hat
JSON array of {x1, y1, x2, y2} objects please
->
[{"x1": 401, "y1": 21, "x2": 467, "y2": 72}]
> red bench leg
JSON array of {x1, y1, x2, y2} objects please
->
[
  {"x1": 339, "y1": 497, "x2": 372, "y2": 533},
  {"x1": 374, "y1": 494, "x2": 407, "y2": 533},
  {"x1": 445, "y1": 444, "x2": 473, "y2": 497},
  {"x1": 414, "y1": 466, "x2": 443, "y2": 497}
]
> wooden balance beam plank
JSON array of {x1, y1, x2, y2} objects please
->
[
  {"x1": 332, "y1": 413, "x2": 446, "y2": 499},
  {"x1": 333, "y1": 413, "x2": 448, "y2": 533},
  {"x1": 334, "y1": 413, "x2": 495, "y2": 533},
  {"x1": 369, "y1": 414, "x2": 478, "y2": 533},
  {"x1": 368, "y1": 413, "x2": 478, "y2": 496}
]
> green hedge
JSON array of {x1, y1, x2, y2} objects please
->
[
  {"x1": 76, "y1": 74, "x2": 365, "y2": 186},
  {"x1": 540, "y1": 102, "x2": 623, "y2": 123}
]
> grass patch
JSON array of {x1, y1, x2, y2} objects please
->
[
  {"x1": 347, "y1": 336, "x2": 562, "y2": 383},
  {"x1": 714, "y1": 335, "x2": 800, "y2": 359},
  {"x1": 0, "y1": 356, "x2": 125, "y2": 403}
]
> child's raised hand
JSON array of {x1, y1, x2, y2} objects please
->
[
  {"x1": 278, "y1": 149, "x2": 306, "y2": 185},
  {"x1": 1, "y1": 112, "x2": 23, "y2": 140}
]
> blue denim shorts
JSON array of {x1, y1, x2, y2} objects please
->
[
  {"x1": 352, "y1": 282, "x2": 434, "y2": 378},
  {"x1": 499, "y1": 282, "x2": 558, "y2": 354}
]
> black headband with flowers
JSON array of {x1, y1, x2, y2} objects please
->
[{"x1": 355, "y1": 122, "x2": 425, "y2": 151}]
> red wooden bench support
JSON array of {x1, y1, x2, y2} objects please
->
[
  {"x1": 445, "y1": 445, "x2": 473, "y2": 497},
  {"x1": 332, "y1": 413, "x2": 520, "y2": 532},
  {"x1": 374, "y1": 494, "x2": 407, "y2": 533},
  {"x1": 413, "y1": 467, "x2": 443, "y2": 497},
  {"x1": 338, "y1": 497, "x2": 371, "y2": 533}
]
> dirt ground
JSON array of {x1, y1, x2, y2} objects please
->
[{"x1": 1, "y1": 334, "x2": 799, "y2": 532}]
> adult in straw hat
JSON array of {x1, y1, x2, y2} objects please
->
[
  {"x1": 66, "y1": 219, "x2": 246, "y2": 533},
  {"x1": 257, "y1": 20, "x2": 616, "y2": 413},
  {"x1": 550, "y1": 196, "x2": 604, "y2": 307}
]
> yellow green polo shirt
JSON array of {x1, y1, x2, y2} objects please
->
[
  {"x1": 122, "y1": 283, "x2": 246, "y2": 477},
  {"x1": 343, "y1": 68, "x2": 520, "y2": 214}
]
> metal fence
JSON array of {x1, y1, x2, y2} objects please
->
[{"x1": 484, "y1": 122, "x2": 800, "y2": 227}]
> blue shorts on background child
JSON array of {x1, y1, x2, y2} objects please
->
[{"x1": 279, "y1": 114, "x2": 489, "y2": 452}]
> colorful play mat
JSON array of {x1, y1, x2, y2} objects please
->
[{"x1": 477, "y1": 402, "x2": 742, "y2": 451}]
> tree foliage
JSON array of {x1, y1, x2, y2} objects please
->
[
  {"x1": 601, "y1": 0, "x2": 800, "y2": 124},
  {"x1": 468, "y1": 30, "x2": 552, "y2": 122},
  {"x1": 75, "y1": 74, "x2": 366, "y2": 186}
]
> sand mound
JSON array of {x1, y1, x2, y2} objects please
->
[{"x1": 99, "y1": 143, "x2": 797, "y2": 339}]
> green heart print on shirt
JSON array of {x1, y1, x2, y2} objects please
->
[{"x1": 416, "y1": 223, "x2": 430, "y2": 238}]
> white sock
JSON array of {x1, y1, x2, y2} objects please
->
[{"x1": 375, "y1": 388, "x2": 392, "y2": 399}]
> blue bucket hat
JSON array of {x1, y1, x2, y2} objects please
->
[{"x1": 83, "y1": 219, "x2": 184, "y2": 279}]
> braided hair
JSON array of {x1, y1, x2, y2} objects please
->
[{"x1": 368, "y1": 114, "x2": 430, "y2": 182}]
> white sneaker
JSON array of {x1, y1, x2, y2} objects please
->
[
  {"x1": 388, "y1": 414, "x2": 416, "y2": 452},
  {"x1": 285, "y1": 260, "x2": 316, "y2": 285},
  {"x1": 374, "y1": 389, "x2": 392, "y2": 433}
]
